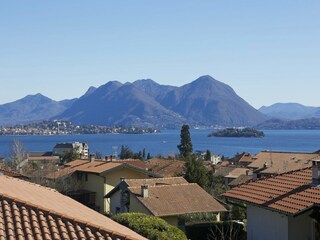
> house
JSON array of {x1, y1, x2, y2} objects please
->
[
  {"x1": 145, "y1": 158, "x2": 185, "y2": 177},
  {"x1": 27, "y1": 151, "x2": 60, "y2": 165},
  {"x1": 53, "y1": 142, "x2": 89, "y2": 159},
  {"x1": 0, "y1": 175, "x2": 146, "y2": 240},
  {"x1": 210, "y1": 154, "x2": 222, "y2": 165},
  {"x1": 47, "y1": 158, "x2": 160, "y2": 214},
  {"x1": 247, "y1": 151, "x2": 320, "y2": 178},
  {"x1": 223, "y1": 159, "x2": 320, "y2": 240},
  {"x1": 224, "y1": 167, "x2": 251, "y2": 185},
  {"x1": 105, "y1": 177, "x2": 226, "y2": 226}
]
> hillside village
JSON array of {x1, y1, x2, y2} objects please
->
[{"x1": 1, "y1": 125, "x2": 320, "y2": 239}]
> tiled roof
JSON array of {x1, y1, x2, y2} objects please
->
[
  {"x1": 223, "y1": 167, "x2": 320, "y2": 216},
  {"x1": 129, "y1": 183, "x2": 226, "y2": 217},
  {"x1": 0, "y1": 168, "x2": 28, "y2": 179},
  {"x1": 0, "y1": 175, "x2": 146, "y2": 240},
  {"x1": 126, "y1": 177, "x2": 188, "y2": 188},
  {"x1": 213, "y1": 166, "x2": 237, "y2": 177},
  {"x1": 228, "y1": 174, "x2": 252, "y2": 187},
  {"x1": 47, "y1": 159, "x2": 149, "y2": 179},
  {"x1": 248, "y1": 151, "x2": 319, "y2": 174},
  {"x1": 224, "y1": 168, "x2": 250, "y2": 179},
  {"x1": 145, "y1": 158, "x2": 185, "y2": 177},
  {"x1": 27, "y1": 156, "x2": 60, "y2": 161}
]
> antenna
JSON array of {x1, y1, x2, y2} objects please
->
[{"x1": 269, "y1": 149, "x2": 273, "y2": 167}]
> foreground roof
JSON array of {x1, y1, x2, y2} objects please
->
[
  {"x1": 0, "y1": 175, "x2": 146, "y2": 240},
  {"x1": 248, "y1": 151, "x2": 320, "y2": 174},
  {"x1": 129, "y1": 183, "x2": 226, "y2": 217},
  {"x1": 223, "y1": 167, "x2": 320, "y2": 216}
]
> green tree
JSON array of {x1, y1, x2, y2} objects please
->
[
  {"x1": 184, "y1": 155, "x2": 208, "y2": 188},
  {"x1": 60, "y1": 147, "x2": 80, "y2": 163},
  {"x1": 119, "y1": 145, "x2": 134, "y2": 159},
  {"x1": 205, "y1": 149, "x2": 211, "y2": 161},
  {"x1": 177, "y1": 124, "x2": 193, "y2": 158}
]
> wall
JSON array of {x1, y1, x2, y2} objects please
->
[
  {"x1": 288, "y1": 210, "x2": 314, "y2": 240},
  {"x1": 109, "y1": 190, "x2": 121, "y2": 215},
  {"x1": 129, "y1": 195, "x2": 151, "y2": 215},
  {"x1": 82, "y1": 173, "x2": 105, "y2": 213},
  {"x1": 247, "y1": 205, "x2": 289, "y2": 240},
  {"x1": 161, "y1": 216, "x2": 178, "y2": 226}
]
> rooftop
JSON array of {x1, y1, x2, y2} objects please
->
[
  {"x1": 224, "y1": 167, "x2": 250, "y2": 179},
  {"x1": 129, "y1": 182, "x2": 226, "y2": 217},
  {"x1": 47, "y1": 159, "x2": 152, "y2": 179},
  {"x1": 145, "y1": 158, "x2": 185, "y2": 177},
  {"x1": 223, "y1": 167, "x2": 320, "y2": 216},
  {"x1": 0, "y1": 175, "x2": 146, "y2": 239},
  {"x1": 248, "y1": 151, "x2": 320, "y2": 174}
]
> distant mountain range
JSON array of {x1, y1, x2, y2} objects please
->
[
  {"x1": 259, "y1": 103, "x2": 320, "y2": 120},
  {"x1": 0, "y1": 75, "x2": 272, "y2": 128},
  {"x1": 255, "y1": 118, "x2": 320, "y2": 130},
  {"x1": 0, "y1": 94, "x2": 76, "y2": 125}
]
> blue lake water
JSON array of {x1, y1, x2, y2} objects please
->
[{"x1": 0, "y1": 130, "x2": 320, "y2": 158}]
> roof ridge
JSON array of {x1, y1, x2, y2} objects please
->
[
  {"x1": 127, "y1": 176, "x2": 184, "y2": 181},
  {"x1": 0, "y1": 188, "x2": 141, "y2": 240},
  {"x1": 129, "y1": 182, "x2": 195, "y2": 189}
]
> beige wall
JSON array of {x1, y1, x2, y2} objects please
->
[
  {"x1": 129, "y1": 195, "x2": 151, "y2": 215},
  {"x1": 82, "y1": 173, "x2": 105, "y2": 213}
]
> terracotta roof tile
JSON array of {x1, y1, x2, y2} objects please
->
[
  {"x1": 145, "y1": 158, "x2": 185, "y2": 177},
  {"x1": 129, "y1": 183, "x2": 226, "y2": 217},
  {"x1": 223, "y1": 167, "x2": 320, "y2": 216},
  {"x1": 47, "y1": 159, "x2": 148, "y2": 179},
  {"x1": 0, "y1": 175, "x2": 146, "y2": 240},
  {"x1": 248, "y1": 151, "x2": 320, "y2": 174},
  {"x1": 125, "y1": 177, "x2": 188, "y2": 188}
]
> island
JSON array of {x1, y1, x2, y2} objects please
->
[{"x1": 208, "y1": 128, "x2": 265, "y2": 138}]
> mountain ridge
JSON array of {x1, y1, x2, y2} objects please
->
[{"x1": 0, "y1": 75, "x2": 268, "y2": 128}]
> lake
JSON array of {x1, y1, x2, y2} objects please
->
[{"x1": 1, "y1": 129, "x2": 320, "y2": 158}]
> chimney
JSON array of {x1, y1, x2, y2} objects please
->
[
  {"x1": 89, "y1": 154, "x2": 95, "y2": 162},
  {"x1": 312, "y1": 160, "x2": 320, "y2": 186},
  {"x1": 141, "y1": 184, "x2": 148, "y2": 198},
  {"x1": 120, "y1": 177, "x2": 125, "y2": 182}
]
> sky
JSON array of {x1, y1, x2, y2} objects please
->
[{"x1": 0, "y1": 1, "x2": 319, "y2": 108}]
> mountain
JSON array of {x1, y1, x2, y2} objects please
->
[
  {"x1": 259, "y1": 103, "x2": 320, "y2": 120},
  {"x1": 256, "y1": 117, "x2": 320, "y2": 130},
  {"x1": 0, "y1": 75, "x2": 269, "y2": 127},
  {"x1": 0, "y1": 94, "x2": 76, "y2": 125},
  {"x1": 55, "y1": 81, "x2": 184, "y2": 127},
  {"x1": 159, "y1": 75, "x2": 267, "y2": 126}
]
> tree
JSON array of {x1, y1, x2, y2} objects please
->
[
  {"x1": 177, "y1": 124, "x2": 193, "y2": 158},
  {"x1": 205, "y1": 149, "x2": 211, "y2": 161},
  {"x1": 119, "y1": 145, "x2": 134, "y2": 159},
  {"x1": 184, "y1": 155, "x2": 209, "y2": 188},
  {"x1": 9, "y1": 139, "x2": 27, "y2": 172},
  {"x1": 59, "y1": 147, "x2": 80, "y2": 163}
]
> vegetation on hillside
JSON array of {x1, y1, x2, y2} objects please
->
[{"x1": 208, "y1": 128, "x2": 265, "y2": 138}]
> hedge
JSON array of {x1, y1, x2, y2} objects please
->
[{"x1": 111, "y1": 213, "x2": 187, "y2": 240}]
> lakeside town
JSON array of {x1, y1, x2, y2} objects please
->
[
  {"x1": 1, "y1": 124, "x2": 320, "y2": 239},
  {"x1": 0, "y1": 120, "x2": 160, "y2": 135}
]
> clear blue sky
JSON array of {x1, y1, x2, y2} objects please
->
[{"x1": 0, "y1": 1, "x2": 319, "y2": 108}]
